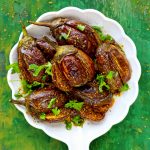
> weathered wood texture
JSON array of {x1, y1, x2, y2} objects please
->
[{"x1": 0, "y1": 0, "x2": 150, "y2": 150}]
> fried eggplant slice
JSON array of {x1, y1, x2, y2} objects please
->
[{"x1": 74, "y1": 80, "x2": 112, "y2": 106}]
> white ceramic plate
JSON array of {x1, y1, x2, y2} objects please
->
[{"x1": 7, "y1": 7, "x2": 141, "y2": 150}]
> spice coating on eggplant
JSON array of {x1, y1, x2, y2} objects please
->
[
  {"x1": 43, "y1": 108, "x2": 72, "y2": 122},
  {"x1": 30, "y1": 17, "x2": 100, "y2": 57},
  {"x1": 96, "y1": 42, "x2": 131, "y2": 92},
  {"x1": 52, "y1": 45, "x2": 95, "y2": 91},
  {"x1": 79, "y1": 105, "x2": 105, "y2": 121},
  {"x1": 14, "y1": 86, "x2": 67, "y2": 112},
  {"x1": 26, "y1": 86, "x2": 68, "y2": 113},
  {"x1": 9, "y1": 18, "x2": 132, "y2": 128},
  {"x1": 36, "y1": 36, "x2": 56, "y2": 60},
  {"x1": 17, "y1": 26, "x2": 47, "y2": 83},
  {"x1": 74, "y1": 80, "x2": 113, "y2": 106}
]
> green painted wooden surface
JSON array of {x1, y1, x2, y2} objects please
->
[{"x1": 0, "y1": 0, "x2": 150, "y2": 150}]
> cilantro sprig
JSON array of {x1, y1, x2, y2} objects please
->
[
  {"x1": 77, "y1": 24, "x2": 85, "y2": 31},
  {"x1": 96, "y1": 74, "x2": 110, "y2": 93},
  {"x1": 64, "y1": 115, "x2": 84, "y2": 130},
  {"x1": 119, "y1": 83, "x2": 129, "y2": 92},
  {"x1": 96, "y1": 71, "x2": 119, "y2": 92},
  {"x1": 72, "y1": 115, "x2": 84, "y2": 126},
  {"x1": 14, "y1": 92, "x2": 22, "y2": 99},
  {"x1": 65, "y1": 120, "x2": 72, "y2": 130},
  {"x1": 59, "y1": 29, "x2": 71, "y2": 40},
  {"x1": 19, "y1": 80, "x2": 44, "y2": 97},
  {"x1": 29, "y1": 64, "x2": 44, "y2": 76},
  {"x1": 52, "y1": 107, "x2": 60, "y2": 116},
  {"x1": 92, "y1": 26, "x2": 113, "y2": 41},
  {"x1": 29, "y1": 62, "x2": 52, "y2": 77},
  {"x1": 47, "y1": 98, "x2": 56, "y2": 108},
  {"x1": 40, "y1": 113, "x2": 46, "y2": 120},
  {"x1": 7, "y1": 62, "x2": 20, "y2": 74},
  {"x1": 106, "y1": 71, "x2": 116, "y2": 79},
  {"x1": 65, "y1": 100, "x2": 84, "y2": 111}
]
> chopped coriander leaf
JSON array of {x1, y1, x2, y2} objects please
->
[
  {"x1": 59, "y1": 29, "x2": 71, "y2": 40},
  {"x1": 92, "y1": 26, "x2": 112, "y2": 41},
  {"x1": 21, "y1": 80, "x2": 31, "y2": 93},
  {"x1": 106, "y1": 71, "x2": 115, "y2": 79},
  {"x1": 72, "y1": 115, "x2": 84, "y2": 126},
  {"x1": 59, "y1": 33, "x2": 67, "y2": 40},
  {"x1": 119, "y1": 83, "x2": 129, "y2": 92},
  {"x1": 65, "y1": 100, "x2": 84, "y2": 111},
  {"x1": 32, "y1": 81, "x2": 44, "y2": 88},
  {"x1": 14, "y1": 92, "x2": 22, "y2": 99},
  {"x1": 21, "y1": 80, "x2": 44, "y2": 96},
  {"x1": 92, "y1": 26, "x2": 102, "y2": 32},
  {"x1": 45, "y1": 62, "x2": 52, "y2": 75},
  {"x1": 52, "y1": 107, "x2": 60, "y2": 116},
  {"x1": 96, "y1": 74, "x2": 110, "y2": 92},
  {"x1": 7, "y1": 62, "x2": 20, "y2": 74},
  {"x1": 29, "y1": 64, "x2": 44, "y2": 76},
  {"x1": 77, "y1": 24, "x2": 85, "y2": 31},
  {"x1": 47, "y1": 97, "x2": 56, "y2": 108},
  {"x1": 40, "y1": 113, "x2": 46, "y2": 120},
  {"x1": 29, "y1": 62, "x2": 52, "y2": 77},
  {"x1": 65, "y1": 120, "x2": 72, "y2": 130},
  {"x1": 42, "y1": 75, "x2": 47, "y2": 81},
  {"x1": 104, "y1": 34, "x2": 113, "y2": 41}
]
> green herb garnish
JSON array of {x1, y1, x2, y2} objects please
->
[
  {"x1": 104, "y1": 34, "x2": 113, "y2": 41},
  {"x1": 65, "y1": 100, "x2": 84, "y2": 111},
  {"x1": 14, "y1": 92, "x2": 22, "y2": 99},
  {"x1": 21, "y1": 80, "x2": 44, "y2": 96},
  {"x1": 92, "y1": 26, "x2": 102, "y2": 32},
  {"x1": 119, "y1": 83, "x2": 129, "y2": 92},
  {"x1": 7, "y1": 62, "x2": 20, "y2": 74},
  {"x1": 96, "y1": 74, "x2": 110, "y2": 92},
  {"x1": 32, "y1": 81, "x2": 44, "y2": 88},
  {"x1": 44, "y1": 62, "x2": 52, "y2": 75},
  {"x1": 29, "y1": 62, "x2": 52, "y2": 77},
  {"x1": 65, "y1": 120, "x2": 72, "y2": 130},
  {"x1": 40, "y1": 113, "x2": 46, "y2": 120},
  {"x1": 106, "y1": 71, "x2": 115, "y2": 79},
  {"x1": 52, "y1": 107, "x2": 60, "y2": 116},
  {"x1": 77, "y1": 24, "x2": 85, "y2": 31},
  {"x1": 92, "y1": 26, "x2": 112, "y2": 41},
  {"x1": 60, "y1": 33, "x2": 68, "y2": 40},
  {"x1": 72, "y1": 115, "x2": 84, "y2": 126},
  {"x1": 47, "y1": 97, "x2": 56, "y2": 108},
  {"x1": 42, "y1": 75, "x2": 47, "y2": 81},
  {"x1": 59, "y1": 29, "x2": 71, "y2": 40},
  {"x1": 29, "y1": 64, "x2": 44, "y2": 76},
  {"x1": 21, "y1": 80, "x2": 32, "y2": 95}
]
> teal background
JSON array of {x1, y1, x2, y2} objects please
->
[{"x1": 0, "y1": 0, "x2": 150, "y2": 150}]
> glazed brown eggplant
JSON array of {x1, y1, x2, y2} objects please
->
[
  {"x1": 96, "y1": 42, "x2": 131, "y2": 92},
  {"x1": 30, "y1": 17, "x2": 100, "y2": 57},
  {"x1": 74, "y1": 80, "x2": 113, "y2": 106},
  {"x1": 52, "y1": 45, "x2": 95, "y2": 91},
  {"x1": 42, "y1": 108, "x2": 73, "y2": 122},
  {"x1": 36, "y1": 36, "x2": 56, "y2": 60},
  {"x1": 18, "y1": 26, "x2": 48, "y2": 83},
  {"x1": 10, "y1": 18, "x2": 132, "y2": 126},
  {"x1": 79, "y1": 98, "x2": 114, "y2": 121},
  {"x1": 10, "y1": 86, "x2": 73, "y2": 122},
  {"x1": 12, "y1": 86, "x2": 68, "y2": 113}
]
